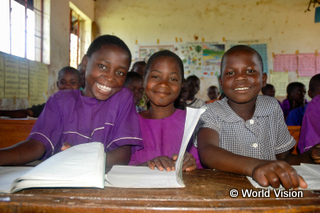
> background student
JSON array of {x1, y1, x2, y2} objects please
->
[
  {"x1": 281, "y1": 82, "x2": 307, "y2": 119},
  {"x1": 206, "y1": 85, "x2": 220, "y2": 104},
  {"x1": 0, "y1": 35, "x2": 143, "y2": 167},
  {"x1": 186, "y1": 75, "x2": 205, "y2": 108},
  {"x1": 129, "y1": 50, "x2": 202, "y2": 171},
  {"x1": 196, "y1": 45, "x2": 320, "y2": 189},
  {"x1": 124, "y1": 72, "x2": 145, "y2": 113},
  {"x1": 286, "y1": 74, "x2": 320, "y2": 126},
  {"x1": 174, "y1": 78, "x2": 188, "y2": 110},
  {"x1": 130, "y1": 61, "x2": 146, "y2": 77},
  {"x1": 261, "y1": 83, "x2": 281, "y2": 105},
  {"x1": 298, "y1": 74, "x2": 320, "y2": 153},
  {"x1": 0, "y1": 66, "x2": 81, "y2": 118}
]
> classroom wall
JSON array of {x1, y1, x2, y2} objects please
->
[
  {"x1": 0, "y1": 0, "x2": 95, "y2": 110},
  {"x1": 94, "y1": 0, "x2": 320, "y2": 101}
]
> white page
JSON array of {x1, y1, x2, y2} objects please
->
[
  {"x1": 175, "y1": 107, "x2": 206, "y2": 186},
  {"x1": 105, "y1": 107, "x2": 206, "y2": 188},
  {"x1": 105, "y1": 165, "x2": 180, "y2": 188},
  {"x1": 0, "y1": 167, "x2": 32, "y2": 193},
  {"x1": 11, "y1": 142, "x2": 106, "y2": 193}
]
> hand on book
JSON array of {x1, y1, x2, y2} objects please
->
[
  {"x1": 252, "y1": 160, "x2": 308, "y2": 189},
  {"x1": 147, "y1": 156, "x2": 175, "y2": 172},
  {"x1": 172, "y1": 152, "x2": 197, "y2": 172},
  {"x1": 310, "y1": 143, "x2": 320, "y2": 164}
]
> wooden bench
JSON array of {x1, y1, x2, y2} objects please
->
[{"x1": 0, "y1": 118, "x2": 36, "y2": 148}]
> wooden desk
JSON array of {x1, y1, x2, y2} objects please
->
[
  {"x1": 1, "y1": 169, "x2": 319, "y2": 212},
  {"x1": 0, "y1": 118, "x2": 36, "y2": 148},
  {"x1": 288, "y1": 126, "x2": 301, "y2": 155}
]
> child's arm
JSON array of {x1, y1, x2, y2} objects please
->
[
  {"x1": 106, "y1": 145, "x2": 132, "y2": 168},
  {"x1": 0, "y1": 139, "x2": 46, "y2": 165},
  {"x1": 277, "y1": 143, "x2": 320, "y2": 164},
  {"x1": 197, "y1": 128, "x2": 307, "y2": 189}
]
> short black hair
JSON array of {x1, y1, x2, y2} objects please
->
[
  {"x1": 58, "y1": 66, "x2": 80, "y2": 81},
  {"x1": 86, "y1": 35, "x2": 132, "y2": 66},
  {"x1": 124, "y1": 72, "x2": 143, "y2": 87},
  {"x1": 132, "y1": 61, "x2": 146, "y2": 70},
  {"x1": 220, "y1": 45, "x2": 263, "y2": 75},
  {"x1": 286, "y1": 82, "x2": 305, "y2": 95},
  {"x1": 208, "y1": 85, "x2": 218, "y2": 91},
  {"x1": 187, "y1": 75, "x2": 200, "y2": 83},
  {"x1": 261, "y1": 83, "x2": 275, "y2": 95},
  {"x1": 145, "y1": 50, "x2": 184, "y2": 81},
  {"x1": 309, "y1": 74, "x2": 320, "y2": 93}
]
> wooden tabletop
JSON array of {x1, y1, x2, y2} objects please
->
[{"x1": 1, "y1": 169, "x2": 319, "y2": 212}]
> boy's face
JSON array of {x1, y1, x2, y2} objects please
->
[
  {"x1": 145, "y1": 56, "x2": 182, "y2": 107},
  {"x1": 83, "y1": 44, "x2": 130, "y2": 101},
  {"x1": 291, "y1": 86, "x2": 306, "y2": 104},
  {"x1": 207, "y1": 88, "x2": 219, "y2": 100},
  {"x1": 219, "y1": 50, "x2": 266, "y2": 105},
  {"x1": 187, "y1": 79, "x2": 200, "y2": 97},
  {"x1": 126, "y1": 79, "x2": 144, "y2": 105},
  {"x1": 57, "y1": 71, "x2": 81, "y2": 90}
]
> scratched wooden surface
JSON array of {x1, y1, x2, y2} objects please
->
[
  {"x1": 0, "y1": 119, "x2": 36, "y2": 148},
  {"x1": 1, "y1": 169, "x2": 319, "y2": 212}
]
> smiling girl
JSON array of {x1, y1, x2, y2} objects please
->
[{"x1": 129, "y1": 50, "x2": 203, "y2": 171}]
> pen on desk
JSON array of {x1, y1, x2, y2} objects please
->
[{"x1": 43, "y1": 92, "x2": 48, "y2": 101}]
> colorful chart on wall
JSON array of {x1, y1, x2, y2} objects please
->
[
  {"x1": 226, "y1": 40, "x2": 270, "y2": 74},
  {"x1": 137, "y1": 45, "x2": 175, "y2": 62},
  {"x1": 179, "y1": 43, "x2": 203, "y2": 77},
  {"x1": 202, "y1": 44, "x2": 225, "y2": 78}
]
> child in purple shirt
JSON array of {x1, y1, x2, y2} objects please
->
[
  {"x1": 298, "y1": 74, "x2": 320, "y2": 153},
  {"x1": 129, "y1": 50, "x2": 202, "y2": 171},
  {"x1": 0, "y1": 35, "x2": 143, "y2": 167}
]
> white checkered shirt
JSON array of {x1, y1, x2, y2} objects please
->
[{"x1": 194, "y1": 95, "x2": 295, "y2": 160}]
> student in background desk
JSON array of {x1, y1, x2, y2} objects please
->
[
  {"x1": 186, "y1": 75, "x2": 205, "y2": 108},
  {"x1": 206, "y1": 85, "x2": 220, "y2": 104},
  {"x1": 129, "y1": 50, "x2": 201, "y2": 171},
  {"x1": 298, "y1": 74, "x2": 320, "y2": 153},
  {"x1": 0, "y1": 66, "x2": 81, "y2": 118},
  {"x1": 286, "y1": 74, "x2": 320, "y2": 126},
  {"x1": 261, "y1": 83, "x2": 281, "y2": 105},
  {"x1": 124, "y1": 72, "x2": 145, "y2": 113},
  {"x1": 196, "y1": 45, "x2": 320, "y2": 189},
  {"x1": 0, "y1": 35, "x2": 143, "y2": 167},
  {"x1": 174, "y1": 78, "x2": 188, "y2": 110},
  {"x1": 281, "y1": 82, "x2": 308, "y2": 119}
]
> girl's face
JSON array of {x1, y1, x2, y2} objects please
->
[
  {"x1": 145, "y1": 56, "x2": 182, "y2": 107},
  {"x1": 290, "y1": 86, "x2": 306, "y2": 104},
  {"x1": 219, "y1": 50, "x2": 266, "y2": 105},
  {"x1": 83, "y1": 44, "x2": 130, "y2": 100}
]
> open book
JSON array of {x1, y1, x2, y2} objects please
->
[
  {"x1": 247, "y1": 163, "x2": 320, "y2": 190},
  {"x1": 0, "y1": 142, "x2": 106, "y2": 193},
  {"x1": 105, "y1": 107, "x2": 206, "y2": 188}
]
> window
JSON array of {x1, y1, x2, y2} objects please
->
[{"x1": 0, "y1": 0, "x2": 43, "y2": 62}]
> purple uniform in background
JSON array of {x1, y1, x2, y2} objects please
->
[
  {"x1": 129, "y1": 109, "x2": 203, "y2": 169},
  {"x1": 298, "y1": 94, "x2": 320, "y2": 153},
  {"x1": 28, "y1": 88, "x2": 143, "y2": 160}
]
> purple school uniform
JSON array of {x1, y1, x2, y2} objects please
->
[
  {"x1": 28, "y1": 88, "x2": 143, "y2": 160},
  {"x1": 129, "y1": 109, "x2": 203, "y2": 169},
  {"x1": 298, "y1": 95, "x2": 320, "y2": 153}
]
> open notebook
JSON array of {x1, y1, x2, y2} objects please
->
[
  {"x1": 0, "y1": 107, "x2": 205, "y2": 193},
  {"x1": 0, "y1": 142, "x2": 106, "y2": 193},
  {"x1": 105, "y1": 107, "x2": 206, "y2": 188}
]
